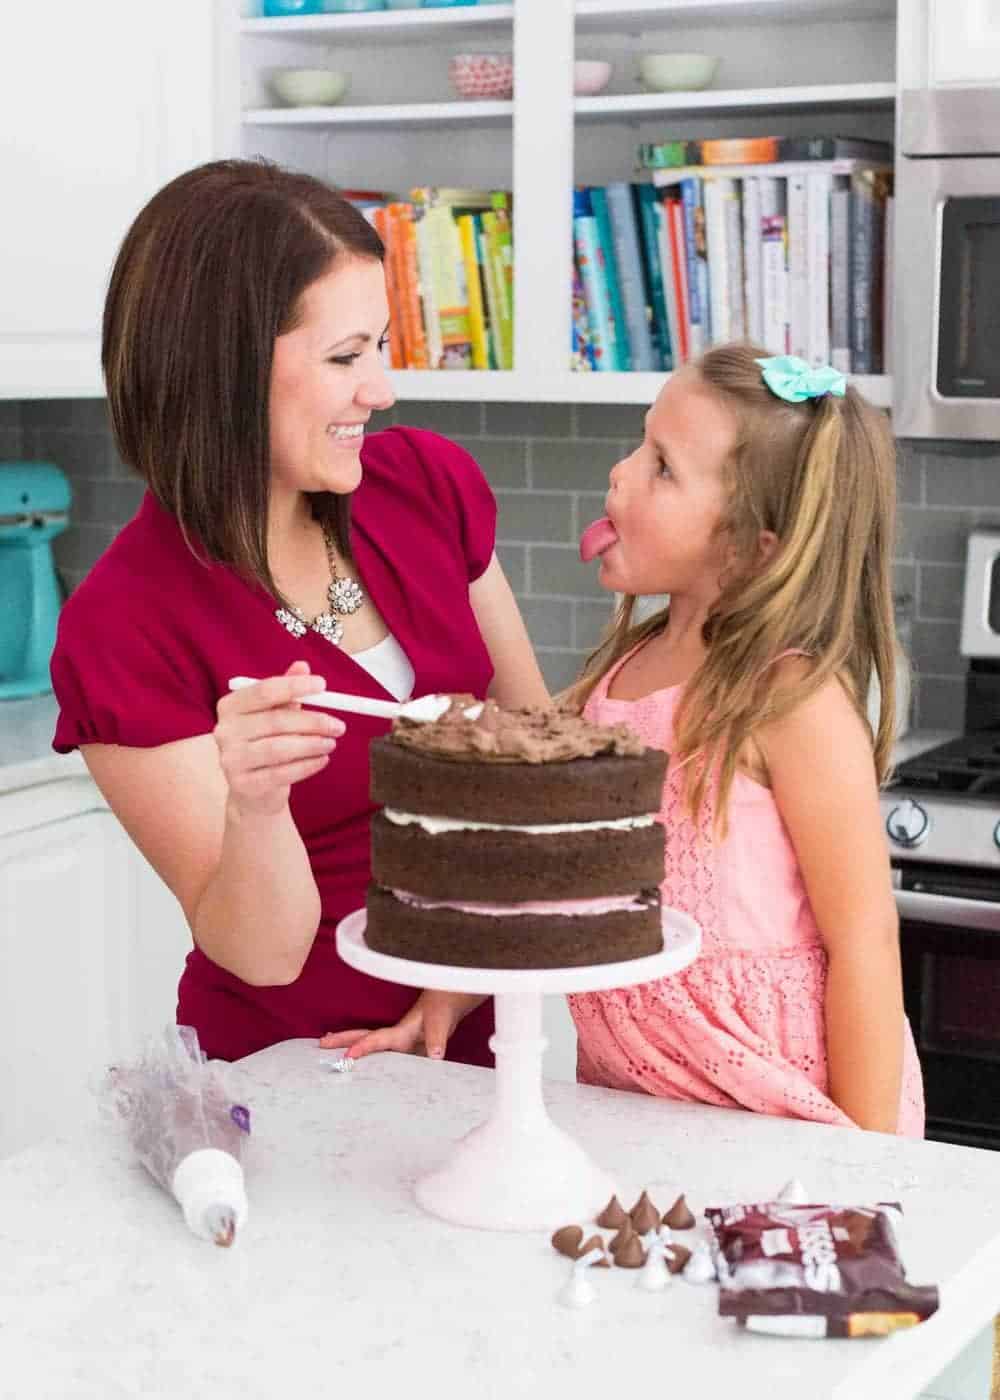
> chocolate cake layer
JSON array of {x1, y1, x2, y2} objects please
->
[
  {"x1": 370, "y1": 738, "x2": 667, "y2": 825},
  {"x1": 371, "y1": 812, "x2": 664, "y2": 901},
  {"x1": 366, "y1": 886, "x2": 663, "y2": 968}
]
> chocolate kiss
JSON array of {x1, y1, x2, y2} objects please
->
[
  {"x1": 614, "y1": 1234, "x2": 646, "y2": 1269},
  {"x1": 609, "y1": 1222, "x2": 637, "y2": 1254},
  {"x1": 595, "y1": 1195, "x2": 629, "y2": 1230},
  {"x1": 629, "y1": 1190, "x2": 660, "y2": 1234},
  {"x1": 663, "y1": 1194, "x2": 696, "y2": 1230},
  {"x1": 579, "y1": 1234, "x2": 611, "y2": 1267},
  {"x1": 551, "y1": 1224, "x2": 584, "y2": 1258},
  {"x1": 665, "y1": 1243, "x2": 692, "y2": 1275}
]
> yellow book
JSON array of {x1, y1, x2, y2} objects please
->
[{"x1": 457, "y1": 213, "x2": 489, "y2": 371}]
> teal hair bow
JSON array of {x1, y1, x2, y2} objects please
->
[{"x1": 755, "y1": 355, "x2": 847, "y2": 404}]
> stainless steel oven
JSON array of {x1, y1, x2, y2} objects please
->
[
  {"x1": 881, "y1": 534, "x2": 1000, "y2": 1149},
  {"x1": 895, "y1": 87, "x2": 1000, "y2": 439}
]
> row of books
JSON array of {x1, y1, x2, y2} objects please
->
[
  {"x1": 347, "y1": 188, "x2": 513, "y2": 371},
  {"x1": 572, "y1": 140, "x2": 894, "y2": 376}
]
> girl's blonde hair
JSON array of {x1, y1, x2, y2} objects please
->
[{"x1": 565, "y1": 342, "x2": 899, "y2": 828}]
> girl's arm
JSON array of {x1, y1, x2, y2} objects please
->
[
  {"x1": 758, "y1": 665, "x2": 904, "y2": 1133},
  {"x1": 470, "y1": 553, "x2": 551, "y2": 709}
]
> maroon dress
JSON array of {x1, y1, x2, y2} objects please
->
[{"x1": 51, "y1": 427, "x2": 497, "y2": 1065}]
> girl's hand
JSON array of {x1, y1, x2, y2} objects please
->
[
  {"x1": 213, "y1": 660, "x2": 345, "y2": 818},
  {"x1": 319, "y1": 991, "x2": 488, "y2": 1061}
]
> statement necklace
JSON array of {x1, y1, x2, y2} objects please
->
[{"x1": 275, "y1": 523, "x2": 365, "y2": 648}]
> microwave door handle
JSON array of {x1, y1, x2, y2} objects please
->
[{"x1": 896, "y1": 889, "x2": 1000, "y2": 933}]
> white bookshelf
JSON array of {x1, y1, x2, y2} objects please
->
[{"x1": 232, "y1": 0, "x2": 898, "y2": 407}]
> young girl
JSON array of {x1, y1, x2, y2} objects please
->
[{"x1": 568, "y1": 344, "x2": 924, "y2": 1136}]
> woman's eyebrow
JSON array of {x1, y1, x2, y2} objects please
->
[{"x1": 324, "y1": 320, "x2": 391, "y2": 353}]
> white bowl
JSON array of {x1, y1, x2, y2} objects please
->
[
  {"x1": 574, "y1": 59, "x2": 612, "y2": 96},
  {"x1": 638, "y1": 52, "x2": 719, "y2": 92},
  {"x1": 267, "y1": 68, "x2": 350, "y2": 107}
]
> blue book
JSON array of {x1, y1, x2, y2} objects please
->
[
  {"x1": 606, "y1": 182, "x2": 657, "y2": 372},
  {"x1": 572, "y1": 190, "x2": 615, "y2": 372},
  {"x1": 632, "y1": 183, "x2": 674, "y2": 370},
  {"x1": 588, "y1": 186, "x2": 630, "y2": 371},
  {"x1": 680, "y1": 176, "x2": 709, "y2": 355}
]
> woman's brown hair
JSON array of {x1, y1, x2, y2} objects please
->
[
  {"x1": 565, "y1": 342, "x2": 899, "y2": 829},
  {"x1": 102, "y1": 157, "x2": 384, "y2": 598}
]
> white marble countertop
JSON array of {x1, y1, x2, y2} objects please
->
[
  {"x1": 2, "y1": 1039, "x2": 999, "y2": 1400},
  {"x1": 0, "y1": 689, "x2": 960, "y2": 799}
]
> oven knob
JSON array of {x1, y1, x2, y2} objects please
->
[
  {"x1": 886, "y1": 799, "x2": 929, "y2": 848},
  {"x1": 995, "y1": 820, "x2": 1000, "y2": 852}
]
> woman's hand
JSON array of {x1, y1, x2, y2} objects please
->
[
  {"x1": 319, "y1": 990, "x2": 488, "y2": 1061},
  {"x1": 213, "y1": 660, "x2": 344, "y2": 817}
]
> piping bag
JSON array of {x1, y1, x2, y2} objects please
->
[
  {"x1": 101, "y1": 1025, "x2": 251, "y2": 1246},
  {"x1": 580, "y1": 516, "x2": 618, "y2": 563}
]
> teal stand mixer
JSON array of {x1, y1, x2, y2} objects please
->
[{"x1": 0, "y1": 462, "x2": 72, "y2": 699}]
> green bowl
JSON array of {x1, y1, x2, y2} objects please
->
[{"x1": 638, "y1": 52, "x2": 719, "y2": 92}]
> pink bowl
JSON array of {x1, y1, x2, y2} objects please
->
[{"x1": 449, "y1": 53, "x2": 514, "y2": 101}]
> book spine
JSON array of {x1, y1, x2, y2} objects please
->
[
  {"x1": 667, "y1": 195, "x2": 691, "y2": 363},
  {"x1": 680, "y1": 177, "x2": 706, "y2": 357},
  {"x1": 387, "y1": 203, "x2": 428, "y2": 370},
  {"x1": 883, "y1": 192, "x2": 895, "y2": 376},
  {"x1": 742, "y1": 175, "x2": 764, "y2": 347},
  {"x1": 850, "y1": 171, "x2": 876, "y2": 375},
  {"x1": 786, "y1": 174, "x2": 810, "y2": 361},
  {"x1": 806, "y1": 170, "x2": 832, "y2": 367},
  {"x1": 830, "y1": 180, "x2": 851, "y2": 373},
  {"x1": 655, "y1": 196, "x2": 683, "y2": 367},
  {"x1": 489, "y1": 200, "x2": 514, "y2": 371},
  {"x1": 426, "y1": 207, "x2": 473, "y2": 370},
  {"x1": 703, "y1": 178, "x2": 730, "y2": 346},
  {"x1": 413, "y1": 211, "x2": 443, "y2": 371},
  {"x1": 475, "y1": 215, "x2": 499, "y2": 370},
  {"x1": 723, "y1": 180, "x2": 746, "y2": 341},
  {"x1": 457, "y1": 212, "x2": 490, "y2": 370},
  {"x1": 606, "y1": 182, "x2": 657, "y2": 371},
  {"x1": 573, "y1": 214, "x2": 615, "y2": 371},
  {"x1": 589, "y1": 187, "x2": 629, "y2": 371},
  {"x1": 571, "y1": 256, "x2": 597, "y2": 371},
  {"x1": 633, "y1": 183, "x2": 673, "y2": 369},
  {"x1": 372, "y1": 206, "x2": 405, "y2": 370},
  {"x1": 761, "y1": 214, "x2": 789, "y2": 355}
]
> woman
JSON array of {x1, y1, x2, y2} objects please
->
[{"x1": 51, "y1": 159, "x2": 549, "y2": 1066}]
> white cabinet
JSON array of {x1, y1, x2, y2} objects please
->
[
  {"x1": 0, "y1": 1, "x2": 217, "y2": 400},
  {"x1": 929, "y1": 0, "x2": 1000, "y2": 85},
  {"x1": 0, "y1": 777, "x2": 190, "y2": 1159},
  {"x1": 232, "y1": 0, "x2": 896, "y2": 406}
]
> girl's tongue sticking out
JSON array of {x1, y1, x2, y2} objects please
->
[{"x1": 579, "y1": 516, "x2": 619, "y2": 563}]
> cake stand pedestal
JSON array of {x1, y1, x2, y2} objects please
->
[{"x1": 336, "y1": 908, "x2": 700, "y2": 1232}]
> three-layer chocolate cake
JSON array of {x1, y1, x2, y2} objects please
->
[{"x1": 366, "y1": 695, "x2": 667, "y2": 968}]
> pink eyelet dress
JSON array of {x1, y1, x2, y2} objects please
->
[{"x1": 568, "y1": 649, "x2": 925, "y2": 1136}]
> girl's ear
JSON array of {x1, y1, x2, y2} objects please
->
[{"x1": 756, "y1": 530, "x2": 778, "y2": 569}]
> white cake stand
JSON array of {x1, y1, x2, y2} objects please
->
[{"x1": 335, "y1": 907, "x2": 701, "y2": 1232}]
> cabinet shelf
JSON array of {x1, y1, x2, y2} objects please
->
[
  {"x1": 575, "y1": 81, "x2": 896, "y2": 122},
  {"x1": 386, "y1": 369, "x2": 892, "y2": 406},
  {"x1": 240, "y1": 4, "x2": 512, "y2": 41},
  {"x1": 575, "y1": 0, "x2": 895, "y2": 28},
  {"x1": 242, "y1": 99, "x2": 512, "y2": 129}
]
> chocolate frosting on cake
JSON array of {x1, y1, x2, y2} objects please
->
[{"x1": 391, "y1": 695, "x2": 647, "y2": 764}]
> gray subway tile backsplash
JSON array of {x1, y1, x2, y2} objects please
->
[{"x1": 4, "y1": 401, "x2": 999, "y2": 731}]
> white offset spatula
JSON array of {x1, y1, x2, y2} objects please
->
[{"x1": 227, "y1": 677, "x2": 476, "y2": 724}]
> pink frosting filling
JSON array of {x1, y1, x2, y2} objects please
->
[{"x1": 390, "y1": 890, "x2": 650, "y2": 917}]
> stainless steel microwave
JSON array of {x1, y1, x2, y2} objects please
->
[{"x1": 895, "y1": 88, "x2": 1000, "y2": 439}]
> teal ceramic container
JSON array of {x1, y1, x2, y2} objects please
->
[{"x1": 0, "y1": 462, "x2": 71, "y2": 700}]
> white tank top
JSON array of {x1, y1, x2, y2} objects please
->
[{"x1": 349, "y1": 631, "x2": 414, "y2": 702}]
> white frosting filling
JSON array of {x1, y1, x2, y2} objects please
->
[
  {"x1": 391, "y1": 890, "x2": 652, "y2": 918},
  {"x1": 384, "y1": 809, "x2": 656, "y2": 836}
]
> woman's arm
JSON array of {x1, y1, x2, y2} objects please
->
[
  {"x1": 470, "y1": 553, "x2": 551, "y2": 709},
  {"x1": 758, "y1": 668, "x2": 904, "y2": 1132},
  {"x1": 82, "y1": 664, "x2": 343, "y2": 987}
]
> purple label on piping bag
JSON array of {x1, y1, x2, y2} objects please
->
[{"x1": 231, "y1": 1104, "x2": 251, "y2": 1134}]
